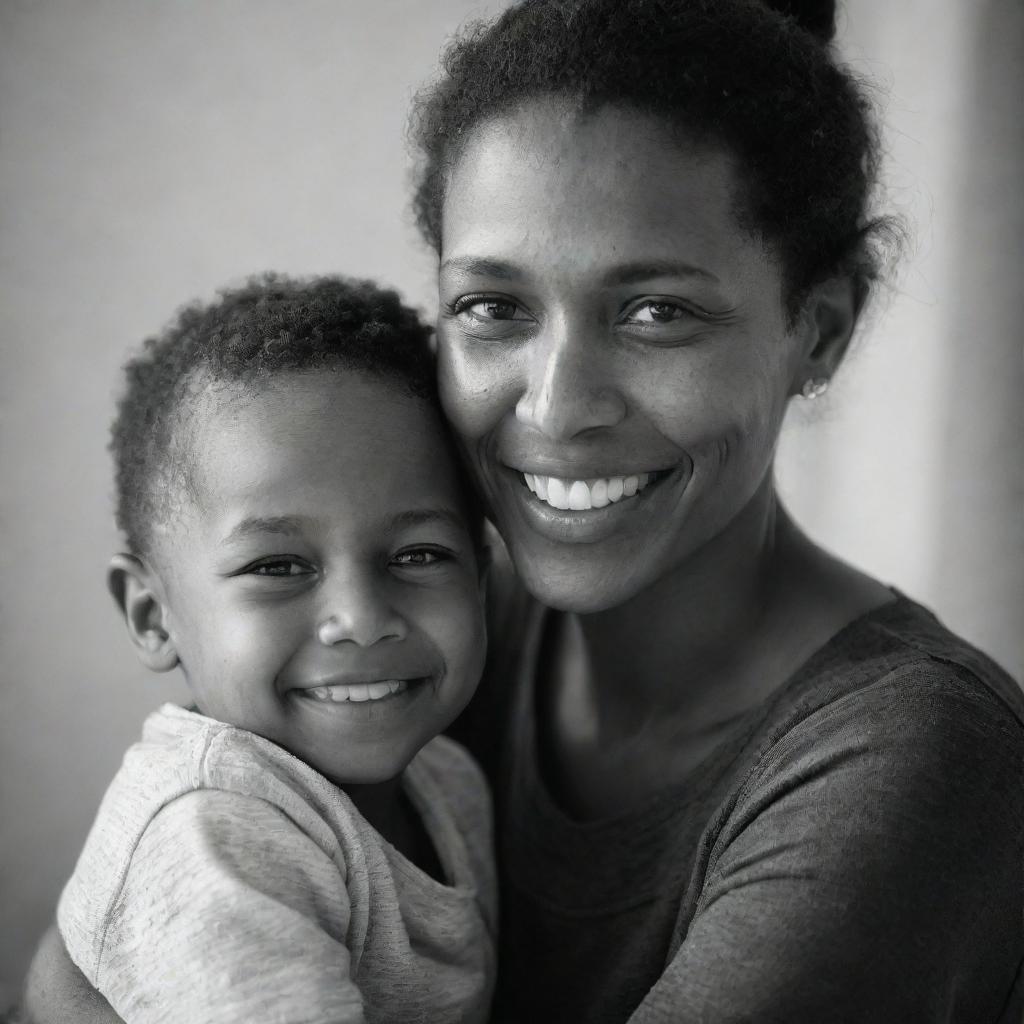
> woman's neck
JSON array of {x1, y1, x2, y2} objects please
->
[{"x1": 567, "y1": 478, "x2": 890, "y2": 742}]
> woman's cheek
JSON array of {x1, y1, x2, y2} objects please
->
[
  {"x1": 653, "y1": 341, "x2": 784, "y2": 452},
  {"x1": 437, "y1": 335, "x2": 520, "y2": 440}
]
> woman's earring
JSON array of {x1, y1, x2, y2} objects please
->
[{"x1": 800, "y1": 377, "x2": 830, "y2": 399}]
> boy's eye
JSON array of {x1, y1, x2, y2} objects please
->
[
  {"x1": 391, "y1": 548, "x2": 450, "y2": 568},
  {"x1": 243, "y1": 558, "x2": 314, "y2": 577}
]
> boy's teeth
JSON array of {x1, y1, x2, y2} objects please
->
[
  {"x1": 304, "y1": 680, "x2": 408, "y2": 703},
  {"x1": 524, "y1": 473, "x2": 653, "y2": 511}
]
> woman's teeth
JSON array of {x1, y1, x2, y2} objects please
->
[
  {"x1": 523, "y1": 473, "x2": 652, "y2": 510},
  {"x1": 302, "y1": 680, "x2": 408, "y2": 703}
]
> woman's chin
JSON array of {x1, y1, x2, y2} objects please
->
[{"x1": 507, "y1": 538, "x2": 662, "y2": 615}]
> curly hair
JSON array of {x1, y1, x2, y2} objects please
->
[
  {"x1": 111, "y1": 274, "x2": 436, "y2": 556},
  {"x1": 410, "y1": 0, "x2": 891, "y2": 314}
]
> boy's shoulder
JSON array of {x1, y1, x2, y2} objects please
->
[
  {"x1": 107, "y1": 703, "x2": 352, "y2": 825},
  {"x1": 57, "y1": 705, "x2": 358, "y2": 972},
  {"x1": 98, "y1": 703, "x2": 372, "y2": 855}
]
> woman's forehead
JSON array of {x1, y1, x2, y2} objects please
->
[{"x1": 440, "y1": 103, "x2": 769, "y2": 287}]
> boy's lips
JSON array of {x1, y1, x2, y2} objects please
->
[
  {"x1": 295, "y1": 677, "x2": 426, "y2": 704},
  {"x1": 291, "y1": 671, "x2": 433, "y2": 704}
]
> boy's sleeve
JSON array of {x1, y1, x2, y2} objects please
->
[{"x1": 90, "y1": 789, "x2": 364, "y2": 1024}]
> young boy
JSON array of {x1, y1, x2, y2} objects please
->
[{"x1": 56, "y1": 275, "x2": 495, "y2": 1023}]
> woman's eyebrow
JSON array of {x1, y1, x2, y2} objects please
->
[
  {"x1": 600, "y1": 261, "x2": 720, "y2": 287},
  {"x1": 440, "y1": 256, "x2": 719, "y2": 287},
  {"x1": 440, "y1": 256, "x2": 525, "y2": 280}
]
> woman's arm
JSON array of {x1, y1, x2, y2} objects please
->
[
  {"x1": 627, "y1": 670, "x2": 1024, "y2": 1023},
  {"x1": 22, "y1": 926, "x2": 120, "y2": 1024}
]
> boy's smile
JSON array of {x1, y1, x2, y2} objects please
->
[{"x1": 133, "y1": 370, "x2": 485, "y2": 786}]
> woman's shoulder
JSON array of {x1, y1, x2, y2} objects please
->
[
  {"x1": 771, "y1": 593, "x2": 1023, "y2": 736},
  {"x1": 739, "y1": 594, "x2": 1024, "y2": 809},
  {"x1": 685, "y1": 605, "x2": 1024, "y2": 1024}
]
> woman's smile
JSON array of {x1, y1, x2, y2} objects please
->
[
  {"x1": 522, "y1": 470, "x2": 659, "y2": 510},
  {"x1": 499, "y1": 462, "x2": 691, "y2": 545}
]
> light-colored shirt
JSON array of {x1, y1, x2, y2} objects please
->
[{"x1": 58, "y1": 703, "x2": 497, "y2": 1024}]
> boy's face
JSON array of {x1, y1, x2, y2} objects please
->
[{"x1": 143, "y1": 371, "x2": 485, "y2": 785}]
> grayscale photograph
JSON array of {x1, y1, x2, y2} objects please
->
[{"x1": 1, "y1": 1, "x2": 1022, "y2": 1021}]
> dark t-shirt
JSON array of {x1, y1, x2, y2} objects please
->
[{"x1": 451, "y1": 565, "x2": 1024, "y2": 1023}]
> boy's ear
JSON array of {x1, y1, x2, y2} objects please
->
[
  {"x1": 107, "y1": 554, "x2": 179, "y2": 673},
  {"x1": 791, "y1": 275, "x2": 860, "y2": 395}
]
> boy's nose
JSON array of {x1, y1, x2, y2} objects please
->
[{"x1": 316, "y1": 581, "x2": 409, "y2": 648}]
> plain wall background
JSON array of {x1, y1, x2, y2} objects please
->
[{"x1": 1, "y1": 0, "x2": 1021, "y2": 1001}]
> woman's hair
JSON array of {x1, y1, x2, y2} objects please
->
[
  {"x1": 410, "y1": 0, "x2": 891, "y2": 315},
  {"x1": 111, "y1": 273, "x2": 436, "y2": 556}
]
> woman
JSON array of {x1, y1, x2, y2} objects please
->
[{"x1": 24, "y1": 0, "x2": 1024, "y2": 1020}]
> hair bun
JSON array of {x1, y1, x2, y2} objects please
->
[{"x1": 762, "y1": 0, "x2": 836, "y2": 43}]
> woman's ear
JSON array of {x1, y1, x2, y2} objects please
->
[
  {"x1": 791, "y1": 275, "x2": 860, "y2": 395},
  {"x1": 107, "y1": 553, "x2": 179, "y2": 673}
]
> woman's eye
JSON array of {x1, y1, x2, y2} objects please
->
[
  {"x1": 624, "y1": 300, "x2": 691, "y2": 325},
  {"x1": 447, "y1": 295, "x2": 534, "y2": 340},
  {"x1": 244, "y1": 559, "x2": 313, "y2": 578}
]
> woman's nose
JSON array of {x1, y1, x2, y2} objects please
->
[
  {"x1": 316, "y1": 575, "x2": 408, "y2": 648},
  {"x1": 514, "y1": 325, "x2": 626, "y2": 440}
]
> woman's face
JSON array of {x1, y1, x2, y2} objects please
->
[{"x1": 436, "y1": 102, "x2": 814, "y2": 613}]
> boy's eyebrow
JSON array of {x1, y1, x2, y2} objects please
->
[
  {"x1": 389, "y1": 508, "x2": 466, "y2": 531},
  {"x1": 220, "y1": 510, "x2": 464, "y2": 544},
  {"x1": 221, "y1": 515, "x2": 308, "y2": 544}
]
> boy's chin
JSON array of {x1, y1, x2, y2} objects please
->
[{"x1": 302, "y1": 744, "x2": 419, "y2": 789}]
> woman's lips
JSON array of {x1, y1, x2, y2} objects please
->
[
  {"x1": 521, "y1": 471, "x2": 660, "y2": 510},
  {"x1": 499, "y1": 463, "x2": 688, "y2": 544}
]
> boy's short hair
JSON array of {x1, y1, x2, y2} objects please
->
[{"x1": 112, "y1": 273, "x2": 442, "y2": 557}]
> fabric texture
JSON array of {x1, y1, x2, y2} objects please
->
[
  {"x1": 57, "y1": 704, "x2": 496, "y2": 1024},
  {"x1": 450, "y1": 559, "x2": 1024, "y2": 1024}
]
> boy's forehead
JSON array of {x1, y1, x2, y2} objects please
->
[{"x1": 178, "y1": 371, "x2": 465, "y2": 524}]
